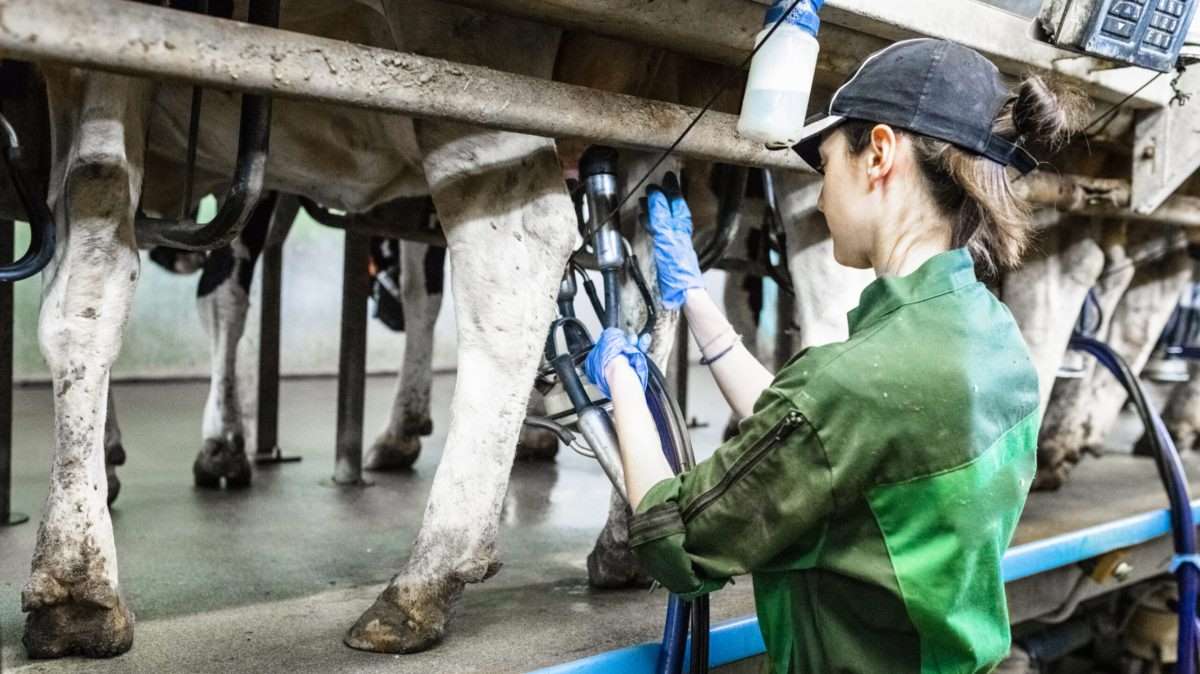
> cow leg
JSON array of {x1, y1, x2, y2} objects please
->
[
  {"x1": 1002, "y1": 218, "x2": 1105, "y2": 418},
  {"x1": 345, "y1": 125, "x2": 577, "y2": 653},
  {"x1": 1039, "y1": 227, "x2": 1190, "y2": 487},
  {"x1": 103, "y1": 390, "x2": 124, "y2": 506},
  {"x1": 366, "y1": 242, "x2": 446, "y2": 471},
  {"x1": 193, "y1": 195, "x2": 274, "y2": 488},
  {"x1": 1080, "y1": 239, "x2": 1190, "y2": 446},
  {"x1": 23, "y1": 69, "x2": 152, "y2": 659},
  {"x1": 1035, "y1": 222, "x2": 1135, "y2": 489},
  {"x1": 1161, "y1": 359, "x2": 1200, "y2": 452}
]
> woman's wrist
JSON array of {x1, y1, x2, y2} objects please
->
[{"x1": 604, "y1": 357, "x2": 635, "y2": 384}]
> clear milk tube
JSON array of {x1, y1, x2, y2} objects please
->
[{"x1": 737, "y1": 0, "x2": 822, "y2": 149}]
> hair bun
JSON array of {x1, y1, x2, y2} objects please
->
[{"x1": 1012, "y1": 75, "x2": 1089, "y2": 150}]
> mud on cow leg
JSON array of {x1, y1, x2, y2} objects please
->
[
  {"x1": 193, "y1": 195, "x2": 276, "y2": 489},
  {"x1": 23, "y1": 70, "x2": 152, "y2": 659},
  {"x1": 367, "y1": 242, "x2": 445, "y2": 471},
  {"x1": 345, "y1": 125, "x2": 578, "y2": 653}
]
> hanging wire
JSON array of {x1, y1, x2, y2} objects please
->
[
  {"x1": 1083, "y1": 71, "x2": 1163, "y2": 137},
  {"x1": 579, "y1": 0, "x2": 808, "y2": 244}
]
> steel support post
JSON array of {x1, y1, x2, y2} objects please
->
[
  {"x1": 255, "y1": 241, "x2": 299, "y2": 465},
  {"x1": 0, "y1": 220, "x2": 28, "y2": 526},
  {"x1": 333, "y1": 230, "x2": 371, "y2": 486}
]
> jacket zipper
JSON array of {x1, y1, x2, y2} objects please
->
[{"x1": 680, "y1": 410, "x2": 804, "y2": 524}]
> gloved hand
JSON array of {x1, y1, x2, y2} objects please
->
[
  {"x1": 644, "y1": 172, "x2": 703, "y2": 310},
  {"x1": 585, "y1": 327, "x2": 651, "y2": 399}
]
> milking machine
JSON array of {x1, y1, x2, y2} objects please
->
[
  {"x1": 1068, "y1": 295, "x2": 1199, "y2": 673},
  {"x1": 525, "y1": 145, "x2": 710, "y2": 674}
]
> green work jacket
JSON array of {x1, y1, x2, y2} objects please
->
[{"x1": 630, "y1": 248, "x2": 1039, "y2": 673}]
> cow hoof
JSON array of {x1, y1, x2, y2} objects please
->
[
  {"x1": 344, "y1": 584, "x2": 452, "y2": 654},
  {"x1": 515, "y1": 426, "x2": 559, "y2": 462},
  {"x1": 193, "y1": 436, "x2": 252, "y2": 489},
  {"x1": 23, "y1": 590, "x2": 134, "y2": 659},
  {"x1": 364, "y1": 435, "x2": 421, "y2": 472},
  {"x1": 587, "y1": 538, "x2": 652, "y2": 589},
  {"x1": 105, "y1": 464, "x2": 121, "y2": 507},
  {"x1": 401, "y1": 416, "x2": 434, "y2": 438}
]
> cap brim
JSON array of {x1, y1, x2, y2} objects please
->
[{"x1": 791, "y1": 114, "x2": 846, "y2": 173}]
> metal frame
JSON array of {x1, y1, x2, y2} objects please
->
[
  {"x1": 0, "y1": 218, "x2": 28, "y2": 526},
  {"x1": 0, "y1": 0, "x2": 808, "y2": 172},
  {"x1": 534, "y1": 501, "x2": 1200, "y2": 674},
  {"x1": 134, "y1": 0, "x2": 279, "y2": 251},
  {"x1": 332, "y1": 230, "x2": 372, "y2": 487}
]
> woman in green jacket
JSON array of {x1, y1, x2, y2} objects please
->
[{"x1": 585, "y1": 39, "x2": 1080, "y2": 673}]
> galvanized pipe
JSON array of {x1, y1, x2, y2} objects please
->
[
  {"x1": 1019, "y1": 173, "x2": 1200, "y2": 228},
  {"x1": 0, "y1": 0, "x2": 810, "y2": 172},
  {"x1": 442, "y1": 0, "x2": 1170, "y2": 107},
  {"x1": 333, "y1": 229, "x2": 371, "y2": 486}
]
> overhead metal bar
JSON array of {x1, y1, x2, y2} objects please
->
[
  {"x1": 0, "y1": 0, "x2": 810, "y2": 172},
  {"x1": 441, "y1": 0, "x2": 1171, "y2": 107}
]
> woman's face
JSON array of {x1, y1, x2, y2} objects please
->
[{"x1": 816, "y1": 131, "x2": 877, "y2": 269}]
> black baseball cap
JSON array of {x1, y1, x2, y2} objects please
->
[{"x1": 792, "y1": 39, "x2": 1038, "y2": 175}]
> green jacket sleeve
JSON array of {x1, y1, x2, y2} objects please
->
[{"x1": 628, "y1": 387, "x2": 835, "y2": 599}]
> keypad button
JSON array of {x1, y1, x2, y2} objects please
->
[
  {"x1": 1102, "y1": 16, "x2": 1137, "y2": 37},
  {"x1": 1157, "y1": 0, "x2": 1186, "y2": 17},
  {"x1": 1144, "y1": 28, "x2": 1174, "y2": 48},
  {"x1": 1151, "y1": 12, "x2": 1181, "y2": 31},
  {"x1": 1110, "y1": 1, "x2": 1144, "y2": 19}
]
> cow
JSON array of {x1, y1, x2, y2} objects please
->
[{"x1": 13, "y1": 0, "x2": 862, "y2": 658}]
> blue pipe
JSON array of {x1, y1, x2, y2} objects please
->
[
  {"x1": 658, "y1": 596, "x2": 690, "y2": 674},
  {"x1": 1070, "y1": 334, "x2": 1197, "y2": 674},
  {"x1": 652, "y1": 362, "x2": 705, "y2": 671}
]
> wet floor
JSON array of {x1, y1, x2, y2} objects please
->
[{"x1": 0, "y1": 370, "x2": 757, "y2": 672}]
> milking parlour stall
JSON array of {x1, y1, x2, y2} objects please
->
[{"x1": 2, "y1": 0, "x2": 1200, "y2": 672}]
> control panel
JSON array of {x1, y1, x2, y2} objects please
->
[{"x1": 1039, "y1": 0, "x2": 1198, "y2": 72}]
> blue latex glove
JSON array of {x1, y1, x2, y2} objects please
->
[
  {"x1": 644, "y1": 172, "x2": 703, "y2": 310},
  {"x1": 585, "y1": 328, "x2": 651, "y2": 399}
]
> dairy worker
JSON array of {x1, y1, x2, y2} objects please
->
[{"x1": 585, "y1": 39, "x2": 1081, "y2": 673}]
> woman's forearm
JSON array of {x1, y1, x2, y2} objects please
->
[
  {"x1": 683, "y1": 288, "x2": 774, "y2": 418},
  {"x1": 606, "y1": 362, "x2": 674, "y2": 510}
]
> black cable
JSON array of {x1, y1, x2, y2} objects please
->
[
  {"x1": 580, "y1": 0, "x2": 807, "y2": 244},
  {"x1": 1083, "y1": 72, "x2": 1162, "y2": 137}
]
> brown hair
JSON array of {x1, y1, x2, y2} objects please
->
[{"x1": 839, "y1": 75, "x2": 1089, "y2": 275}]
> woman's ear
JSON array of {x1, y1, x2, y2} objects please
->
[{"x1": 867, "y1": 124, "x2": 898, "y2": 183}]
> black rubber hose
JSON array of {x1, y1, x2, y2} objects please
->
[
  {"x1": 0, "y1": 113, "x2": 55, "y2": 282},
  {"x1": 602, "y1": 268, "x2": 621, "y2": 329},
  {"x1": 646, "y1": 361, "x2": 707, "y2": 674},
  {"x1": 1071, "y1": 334, "x2": 1197, "y2": 673}
]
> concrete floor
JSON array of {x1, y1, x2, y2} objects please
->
[{"x1": 0, "y1": 370, "x2": 757, "y2": 673}]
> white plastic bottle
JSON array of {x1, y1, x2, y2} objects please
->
[{"x1": 737, "y1": 0, "x2": 822, "y2": 149}]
